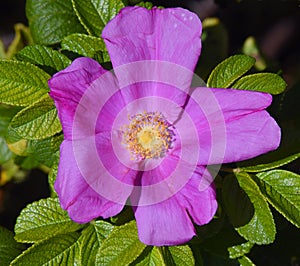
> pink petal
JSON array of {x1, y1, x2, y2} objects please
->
[
  {"x1": 102, "y1": 7, "x2": 201, "y2": 71},
  {"x1": 210, "y1": 88, "x2": 273, "y2": 118},
  {"x1": 48, "y1": 58, "x2": 105, "y2": 139},
  {"x1": 184, "y1": 87, "x2": 281, "y2": 164},
  {"x1": 55, "y1": 140, "x2": 131, "y2": 223},
  {"x1": 133, "y1": 166, "x2": 217, "y2": 245},
  {"x1": 222, "y1": 111, "x2": 281, "y2": 162},
  {"x1": 134, "y1": 197, "x2": 196, "y2": 246},
  {"x1": 95, "y1": 131, "x2": 137, "y2": 185},
  {"x1": 175, "y1": 167, "x2": 218, "y2": 225},
  {"x1": 211, "y1": 88, "x2": 280, "y2": 162}
]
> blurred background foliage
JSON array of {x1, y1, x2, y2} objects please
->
[{"x1": 0, "y1": 0, "x2": 299, "y2": 265}]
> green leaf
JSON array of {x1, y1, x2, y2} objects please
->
[
  {"x1": 132, "y1": 247, "x2": 166, "y2": 266},
  {"x1": 168, "y1": 245, "x2": 195, "y2": 266},
  {"x1": 11, "y1": 233, "x2": 81, "y2": 266},
  {"x1": 0, "y1": 226, "x2": 25, "y2": 266},
  {"x1": 156, "y1": 247, "x2": 175, "y2": 265},
  {"x1": 256, "y1": 170, "x2": 300, "y2": 228},
  {"x1": 48, "y1": 164, "x2": 58, "y2": 197},
  {"x1": 232, "y1": 73, "x2": 286, "y2": 95},
  {"x1": 222, "y1": 175, "x2": 254, "y2": 227},
  {"x1": 238, "y1": 256, "x2": 255, "y2": 266},
  {"x1": 78, "y1": 221, "x2": 114, "y2": 266},
  {"x1": 26, "y1": 0, "x2": 86, "y2": 45},
  {"x1": 61, "y1": 33, "x2": 109, "y2": 61},
  {"x1": 6, "y1": 126, "x2": 62, "y2": 167},
  {"x1": 96, "y1": 221, "x2": 146, "y2": 266},
  {"x1": 10, "y1": 96, "x2": 62, "y2": 140},
  {"x1": 207, "y1": 55, "x2": 255, "y2": 88},
  {"x1": 0, "y1": 60, "x2": 50, "y2": 107},
  {"x1": 28, "y1": 134, "x2": 62, "y2": 167},
  {"x1": 5, "y1": 127, "x2": 29, "y2": 157},
  {"x1": 71, "y1": 0, "x2": 125, "y2": 36},
  {"x1": 14, "y1": 197, "x2": 83, "y2": 243},
  {"x1": 16, "y1": 45, "x2": 71, "y2": 72},
  {"x1": 238, "y1": 152, "x2": 300, "y2": 173},
  {"x1": 234, "y1": 172, "x2": 276, "y2": 245},
  {"x1": 228, "y1": 242, "x2": 254, "y2": 259},
  {"x1": 134, "y1": 246, "x2": 193, "y2": 266}
]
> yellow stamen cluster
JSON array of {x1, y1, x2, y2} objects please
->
[{"x1": 122, "y1": 111, "x2": 175, "y2": 160}]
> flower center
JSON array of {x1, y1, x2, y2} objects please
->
[{"x1": 122, "y1": 111, "x2": 175, "y2": 160}]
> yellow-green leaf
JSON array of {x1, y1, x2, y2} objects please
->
[
  {"x1": 207, "y1": 55, "x2": 255, "y2": 88},
  {"x1": 234, "y1": 172, "x2": 276, "y2": 245},
  {"x1": 10, "y1": 96, "x2": 61, "y2": 140},
  {"x1": 0, "y1": 60, "x2": 50, "y2": 107},
  {"x1": 232, "y1": 73, "x2": 286, "y2": 95},
  {"x1": 256, "y1": 170, "x2": 300, "y2": 228}
]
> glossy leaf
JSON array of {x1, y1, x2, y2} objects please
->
[
  {"x1": 238, "y1": 256, "x2": 255, "y2": 266},
  {"x1": 14, "y1": 198, "x2": 83, "y2": 243},
  {"x1": 28, "y1": 134, "x2": 62, "y2": 167},
  {"x1": 168, "y1": 245, "x2": 195, "y2": 266},
  {"x1": 71, "y1": 0, "x2": 125, "y2": 36},
  {"x1": 48, "y1": 164, "x2": 58, "y2": 197},
  {"x1": 207, "y1": 54, "x2": 255, "y2": 88},
  {"x1": 78, "y1": 221, "x2": 114, "y2": 266},
  {"x1": 16, "y1": 45, "x2": 71, "y2": 72},
  {"x1": 133, "y1": 247, "x2": 166, "y2": 266},
  {"x1": 96, "y1": 221, "x2": 146, "y2": 266},
  {"x1": 10, "y1": 233, "x2": 81, "y2": 265},
  {"x1": 228, "y1": 242, "x2": 254, "y2": 259},
  {"x1": 0, "y1": 226, "x2": 25, "y2": 266},
  {"x1": 238, "y1": 152, "x2": 300, "y2": 173},
  {"x1": 10, "y1": 96, "x2": 62, "y2": 140},
  {"x1": 26, "y1": 0, "x2": 86, "y2": 45},
  {"x1": 256, "y1": 170, "x2": 300, "y2": 228},
  {"x1": 61, "y1": 33, "x2": 109, "y2": 61},
  {"x1": 235, "y1": 172, "x2": 276, "y2": 245},
  {"x1": 6, "y1": 126, "x2": 62, "y2": 167},
  {"x1": 232, "y1": 73, "x2": 286, "y2": 94},
  {"x1": 0, "y1": 60, "x2": 50, "y2": 106}
]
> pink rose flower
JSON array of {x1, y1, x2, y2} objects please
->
[{"x1": 48, "y1": 7, "x2": 280, "y2": 246}]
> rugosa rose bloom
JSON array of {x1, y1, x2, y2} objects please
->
[{"x1": 48, "y1": 7, "x2": 281, "y2": 246}]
